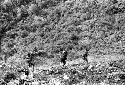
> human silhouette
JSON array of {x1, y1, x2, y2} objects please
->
[
  {"x1": 27, "y1": 53, "x2": 35, "y2": 71},
  {"x1": 83, "y1": 46, "x2": 91, "y2": 63},
  {"x1": 60, "y1": 50, "x2": 68, "y2": 66}
]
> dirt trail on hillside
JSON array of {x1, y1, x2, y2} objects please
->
[{"x1": 34, "y1": 54, "x2": 125, "y2": 73}]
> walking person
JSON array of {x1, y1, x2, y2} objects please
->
[
  {"x1": 60, "y1": 50, "x2": 68, "y2": 67},
  {"x1": 83, "y1": 46, "x2": 91, "y2": 64}
]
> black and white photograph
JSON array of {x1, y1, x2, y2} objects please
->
[{"x1": 0, "y1": 0, "x2": 125, "y2": 85}]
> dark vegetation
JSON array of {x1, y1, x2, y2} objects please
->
[{"x1": 3, "y1": 72, "x2": 16, "y2": 83}]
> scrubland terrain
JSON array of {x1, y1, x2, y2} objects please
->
[{"x1": 0, "y1": 0, "x2": 125, "y2": 85}]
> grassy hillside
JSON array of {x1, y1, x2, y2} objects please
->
[{"x1": 0, "y1": 0, "x2": 125, "y2": 85}]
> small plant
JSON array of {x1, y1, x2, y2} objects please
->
[
  {"x1": 106, "y1": 6, "x2": 123, "y2": 15},
  {"x1": 28, "y1": 4, "x2": 39, "y2": 15}
]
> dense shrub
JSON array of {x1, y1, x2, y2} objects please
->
[{"x1": 4, "y1": 72, "x2": 16, "y2": 83}]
